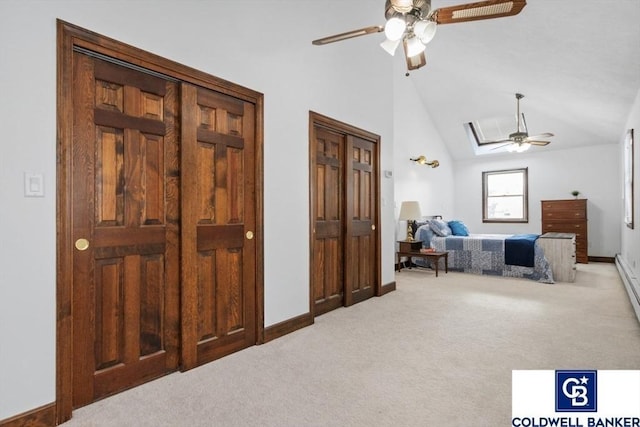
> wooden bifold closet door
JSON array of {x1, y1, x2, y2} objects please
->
[{"x1": 310, "y1": 113, "x2": 381, "y2": 316}]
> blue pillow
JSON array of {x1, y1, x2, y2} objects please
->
[
  {"x1": 448, "y1": 220, "x2": 469, "y2": 236},
  {"x1": 429, "y1": 219, "x2": 452, "y2": 237}
]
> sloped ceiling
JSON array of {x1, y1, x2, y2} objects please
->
[{"x1": 314, "y1": 0, "x2": 640, "y2": 161}]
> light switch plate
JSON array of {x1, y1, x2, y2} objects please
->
[{"x1": 24, "y1": 172, "x2": 44, "y2": 197}]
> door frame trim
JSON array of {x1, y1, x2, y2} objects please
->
[
  {"x1": 308, "y1": 111, "x2": 382, "y2": 318},
  {"x1": 56, "y1": 20, "x2": 264, "y2": 424}
]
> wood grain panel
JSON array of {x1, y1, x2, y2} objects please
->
[
  {"x1": 196, "y1": 224, "x2": 244, "y2": 251},
  {"x1": 352, "y1": 169, "x2": 360, "y2": 218},
  {"x1": 94, "y1": 109, "x2": 166, "y2": 135},
  {"x1": 95, "y1": 80, "x2": 123, "y2": 112},
  {"x1": 219, "y1": 249, "x2": 243, "y2": 333},
  {"x1": 140, "y1": 254, "x2": 164, "y2": 356},
  {"x1": 197, "y1": 87, "x2": 244, "y2": 116},
  {"x1": 123, "y1": 255, "x2": 141, "y2": 365},
  {"x1": 197, "y1": 251, "x2": 216, "y2": 342},
  {"x1": 316, "y1": 165, "x2": 325, "y2": 219},
  {"x1": 326, "y1": 238, "x2": 341, "y2": 299},
  {"x1": 141, "y1": 133, "x2": 164, "y2": 225},
  {"x1": 95, "y1": 126, "x2": 124, "y2": 226},
  {"x1": 141, "y1": 91, "x2": 163, "y2": 121},
  {"x1": 95, "y1": 259, "x2": 123, "y2": 371},
  {"x1": 197, "y1": 142, "x2": 216, "y2": 223},
  {"x1": 228, "y1": 147, "x2": 243, "y2": 223},
  {"x1": 313, "y1": 241, "x2": 326, "y2": 301},
  {"x1": 93, "y1": 58, "x2": 167, "y2": 95}
]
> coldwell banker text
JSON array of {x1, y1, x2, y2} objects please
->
[{"x1": 511, "y1": 417, "x2": 640, "y2": 427}]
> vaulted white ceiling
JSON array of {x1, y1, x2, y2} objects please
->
[{"x1": 314, "y1": 0, "x2": 640, "y2": 161}]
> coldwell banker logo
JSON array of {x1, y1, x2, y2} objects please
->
[
  {"x1": 555, "y1": 370, "x2": 597, "y2": 412},
  {"x1": 513, "y1": 370, "x2": 640, "y2": 427}
]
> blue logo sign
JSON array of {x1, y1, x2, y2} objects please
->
[{"x1": 555, "y1": 370, "x2": 597, "y2": 412}]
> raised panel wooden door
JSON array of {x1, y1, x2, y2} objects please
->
[
  {"x1": 71, "y1": 53, "x2": 180, "y2": 407},
  {"x1": 311, "y1": 126, "x2": 345, "y2": 316},
  {"x1": 345, "y1": 135, "x2": 377, "y2": 305},
  {"x1": 181, "y1": 83, "x2": 257, "y2": 370}
]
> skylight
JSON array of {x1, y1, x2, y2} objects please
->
[{"x1": 464, "y1": 113, "x2": 525, "y2": 155}]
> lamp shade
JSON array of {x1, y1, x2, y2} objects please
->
[
  {"x1": 405, "y1": 36, "x2": 426, "y2": 58},
  {"x1": 380, "y1": 38, "x2": 401, "y2": 56},
  {"x1": 414, "y1": 20, "x2": 437, "y2": 44},
  {"x1": 384, "y1": 17, "x2": 406, "y2": 41},
  {"x1": 398, "y1": 201, "x2": 422, "y2": 221}
]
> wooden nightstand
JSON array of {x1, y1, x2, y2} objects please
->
[
  {"x1": 396, "y1": 240, "x2": 448, "y2": 277},
  {"x1": 398, "y1": 240, "x2": 423, "y2": 252}
]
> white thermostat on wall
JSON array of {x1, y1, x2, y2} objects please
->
[{"x1": 384, "y1": 170, "x2": 393, "y2": 178}]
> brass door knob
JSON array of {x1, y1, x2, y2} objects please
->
[
  {"x1": 246, "y1": 231, "x2": 254, "y2": 240},
  {"x1": 75, "y1": 238, "x2": 89, "y2": 251},
  {"x1": 371, "y1": 224, "x2": 376, "y2": 230}
]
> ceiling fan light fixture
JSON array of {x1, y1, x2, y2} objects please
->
[
  {"x1": 405, "y1": 35, "x2": 426, "y2": 57},
  {"x1": 380, "y1": 38, "x2": 401, "y2": 55},
  {"x1": 517, "y1": 142, "x2": 531, "y2": 152},
  {"x1": 413, "y1": 19, "x2": 437, "y2": 44},
  {"x1": 384, "y1": 17, "x2": 407, "y2": 41},
  {"x1": 507, "y1": 142, "x2": 530, "y2": 153}
]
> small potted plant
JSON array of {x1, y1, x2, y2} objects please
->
[{"x1": 571, "y1": 190, "x2": 580, "y2": 199}]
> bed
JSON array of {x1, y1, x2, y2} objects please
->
[{"x1": 413, "y1": 220, "x2": 554, "y2": 284}]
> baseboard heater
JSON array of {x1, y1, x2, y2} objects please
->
[{"x1": 616, "y1": 254, "x2": 640, "y2": 324}]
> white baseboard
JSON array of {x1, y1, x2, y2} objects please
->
[{"x1": 616, "y1": 254, "x2": 640, "y2": 324}]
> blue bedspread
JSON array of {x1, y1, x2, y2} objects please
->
[
  {"x1": 505, "y1": 234, "x2": 539, "y2": 267},
  {"x1": 413, "y1": 226, "x2": 554, "y2": 283}
]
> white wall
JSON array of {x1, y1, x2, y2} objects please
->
[
  {"x1": 621, "y1": 88, "x2": 640, "y2": 275},
  {"x1": 454, "y1": 144, "x2": 621, "y2": 257},
  {"x1": 392, "y1": 60, "x2": 455, "y2": 240},
  {"x1": 0, "y1": 0, "x2": 396, "y2": 420}
]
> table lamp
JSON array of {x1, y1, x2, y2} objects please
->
[{"x1": 399, "y1": 201, "x2": 422, "y2": 241}]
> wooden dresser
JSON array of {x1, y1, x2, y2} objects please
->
[{"x1": 541, "y1": 199, "x2": 588, "y2": 263}]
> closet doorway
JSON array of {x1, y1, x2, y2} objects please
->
[
  {"x1": 309, "y1": 112, "x2": 381, "y2": 316},
  {"x1": 57, "y1": 21, "x2": 264, "y2": 423}
]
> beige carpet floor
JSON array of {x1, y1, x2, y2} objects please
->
[{"x1": 63, "y1": 263, "x2": 640, "y2": 426}]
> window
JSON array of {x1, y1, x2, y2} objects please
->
[{"x1": 482, "y1": 168, "x2": 528, "y2": 223}]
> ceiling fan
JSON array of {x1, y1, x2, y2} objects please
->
[
  {"x1": 484, "y1": 93, "x2": 554, "y2": 152},
  {"x1": 312, "y1": 0, "x2": 527, "y2": 73}
]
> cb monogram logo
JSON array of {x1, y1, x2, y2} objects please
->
[
  {"x1": 555, "y1": 370, "x2": 597, "y2": 412},
  {"x1": 562, "y1": 377, "x2": 588, "y2": 406}
]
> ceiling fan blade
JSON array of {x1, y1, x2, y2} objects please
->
[
  {"x1": 433, "y1": 0, "x2": 526, "y2": 25},
  {"x1": 525, "y1": 132, "x2": 554, "y2": 140},
  {"x1": 312, "y1": 25, "x2": 384, "y2": 45},
  {"x1": 528, "y1": 140, "x2": 551, "y2": 146}
]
